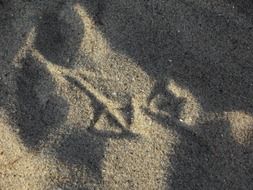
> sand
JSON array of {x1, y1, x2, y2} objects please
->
[{"x1": 0, "y1": 0, "x2": 253, "y2": 189}]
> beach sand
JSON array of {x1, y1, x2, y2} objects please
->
[{"x1": 0, "y1": 0, "x2": 253, "y2": 189}]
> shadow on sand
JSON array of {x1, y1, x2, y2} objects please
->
[
  {"x1": 1, "y1": 0, "x2": 253, "y2": 188},
  {"x1": 82, "y1": 0, "x2": 253, "y2": 189}
]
